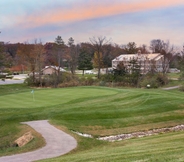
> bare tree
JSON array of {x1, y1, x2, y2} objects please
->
[
  {"x1": 150, "y1": 39, "x2": 176, "y2": 74},
  {"x1": 124, "y1": 42, "x2": 137, "y2": 54},
  {"x1": 180, "y1": 46, "x2": 184, "y2": 69},
  {"x1": 138, "y1": 44, "x2": 150, "y2": 54},
  {"x1": 33, "y1": 39, "x2": 45, "y2": 86},
  {"x1": 150, "y1": 39, "x2": 164, "y2": 53},
  {"x1": 161, "y1": 41, "x2": 176, "y2": 74},
  {"x1": 89, "y1": 36, "x2": 111, "y2": 78}
]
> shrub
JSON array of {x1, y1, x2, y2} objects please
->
[
  {"x1": 24, "y1": 72, "x2": 80, "y2": 87},
  {"x1": 139, "y1": 76, "x2": 159, "y2": 88},
  {"x1": 179, "y1": 84, "x2": 184, "y2": 92},
  {"x1": 61, "y1": 72, "x2": 78, "y2": 83},
  {"x1": 5, "y1": 76, "x2": 13, "y2": 79},
  {"x1": 156, "y1": 73, "x2": 169, "y2": 86},
  {"x1": 179, "y1": 71, "x2": 184, "y2": 80},
  {"x1": 0, "y1": 75, "x2": 6, "y2": 79},
  {"x1": 139, "y1": 73, "x2": 169, "y2": 88},
  {"x1": 24, "y1": 76, "x2": 34, "y2": 86},
  {"x1": 58, "y1": 80, "x2": 79, "y2": 88},
  {"x1": 101, "y1": 74, "x2": 114, "y2": 82},
  {"x1": 99, "y1": 81, "x2": 106, "y2": 86},
  {"x1": 79, "y1": 76, "x2": 97, "y2": 86}
]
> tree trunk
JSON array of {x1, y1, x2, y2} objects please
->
[{"x1": 97, "y1": 67, "x2": 100, "y2": 79}]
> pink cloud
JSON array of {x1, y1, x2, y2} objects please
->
[{"x1": 20, "y1": 0, "x2": 184, "y2": 28}]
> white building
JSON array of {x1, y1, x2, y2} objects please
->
[{"x1": 112, "y1": 51, "x2": 168, "y2": 74}]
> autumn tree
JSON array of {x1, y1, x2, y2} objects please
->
[
  {"x1": 0, "y1": 42, "x2": 14, "y2": 72},
  {"x1": 17, "y1": 43, "x2": 35, "y2": 81},
  {"x1": 179, "y1": 46, "x2": 184, "y2": 70},
  {"x1": 4, "y1": 43, "x2": 19, "y2": 58},
  {"x1": 0, "y1": 51, "x2": 13, "y2": 72},
  {"x1": 0, "y1": 42, "x2": 4, "y2": 69},
  {"x1": 112, "y1": 44, "x2": 125, "y2": 56},
  {"x1": 17, "y1": 40, "x2": 45, "y2": 84},
  {"x1": 89, "y1": 36, "x2": 111, "y2": 78},
  {"x1": 93, "y1": 51, "x2": 103, "y2": 70},
  {"x1": 44, "y1": 43, "x2": 54, "y2": 65},
  {"x1": 177, "y1": 46, "x2": 184, "y2": 80}
]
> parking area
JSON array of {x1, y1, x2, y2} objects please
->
[
  {"x1": 0, "y1": 74, "x2": 27, "y2": 85},
  {"x1": 0, "y1": 79, "x2": 24, "y2": 85}
]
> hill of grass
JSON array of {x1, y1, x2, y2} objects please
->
[{"x1": 0, "y1": 84, "x2": 184, "y2": 161}]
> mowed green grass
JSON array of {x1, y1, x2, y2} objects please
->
[
  {"x1": 0, "y1": 86, "x2": 117, "y2": 108},
  {"x1": 0, "y1": 84, "x2": 184, "y2": 161}
]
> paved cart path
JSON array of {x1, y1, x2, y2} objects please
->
[
  {"x1": 0, "y1": 120, "x2": 77, "y2": 162},
  {"x1": 162, "y1": 86, "x2": 180, "y2": 90}
]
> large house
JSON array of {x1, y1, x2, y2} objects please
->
[{"x1": 112, "y1": 51, "x2": 168, "y2": 74}]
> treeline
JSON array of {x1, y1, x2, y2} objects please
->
[{"x1": 0, "y1": 36, "x2": 184, "y2": 88}]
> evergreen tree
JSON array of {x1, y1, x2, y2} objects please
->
[
  {"x1": 78, "y1": 51, "x2": 93, "y2": 75},
  {"x1": 67, "y1": 37, "x2": 78, "y2": 74}
]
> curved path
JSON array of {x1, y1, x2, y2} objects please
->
[
  {"x1": 162, "y1": 86, "x2": 180, "y2": 90},
  {"x1": 0, "y1": 120, "x2": 77, "y2": 162}
]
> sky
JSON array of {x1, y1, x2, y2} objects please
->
[{"x1": 0, "y1": 0, "x2": 184, "y2": 49}]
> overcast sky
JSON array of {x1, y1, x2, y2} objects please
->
[{"x1": 0, "y1": 0, "x2": 184, "y2": 48}]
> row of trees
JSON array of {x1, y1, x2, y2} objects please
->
[
  {"x1": 0, "y1": 36, "x2": 121, "y2": 77},
  {"x1": 0, "y1": 36, "x2": 184, "y2": 86}
]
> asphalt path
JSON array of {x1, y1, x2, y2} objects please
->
[
  {"x1": 0, "y1": 120, "x2": 77, "y2": 162},
  {"x1": 162, "y1": 86, "x2": 180, "y2": 90},
  {"x1": 0, "y1": 74, "x2": 27, "y2": 85}
]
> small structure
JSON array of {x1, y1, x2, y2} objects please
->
[
  {"x1": 41, "y1": 66, "x2": 66, "y2": 75},
  {"x1": 112, "y1": 51, "x2": 168, "y2": 74},
  {"x1": 14, "y1": 132, "x2": 34, "y2": 147}
]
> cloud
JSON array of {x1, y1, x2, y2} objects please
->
[
  {"x1": 18, "y1": 0, "x2": 184, "y2": 28},
  {"x1": 1, "y1": 0, "x2": 184, "y2": 45}
]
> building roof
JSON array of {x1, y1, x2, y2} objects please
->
[
  {"x1": 112, "y1": 53, "x2": 161, "y2": 62},
  {"x1": 42, "y1": 66, "x2": 66, "y2": 72}
]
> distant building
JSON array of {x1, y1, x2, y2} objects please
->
[
  {"x1": 10, "y1": 65, "x2": 27, "y2": 74},
  {"x1": 112, "y1": 51, "x2": 168, "y2": 74},
  {"x1": 41, "y1": 66, "x2": 66, "y2": 75}
]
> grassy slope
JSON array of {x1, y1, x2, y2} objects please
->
[
  {"x1": 41, "y1": 131, "x2": 184, "y2": 162},
  {"x1": 0, "y1": 84, "x2": 184, "y2": 161}
]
